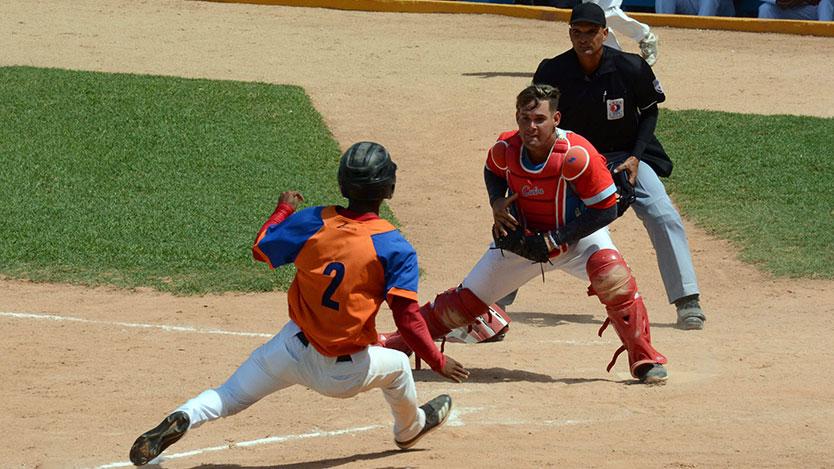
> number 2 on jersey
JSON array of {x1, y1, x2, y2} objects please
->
[{"x1": 321, "y1": 261, "x2": 345, "y2": 311}]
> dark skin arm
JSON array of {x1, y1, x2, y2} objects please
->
[
  {"x1": 612, "y1": 104, "x2": 659, "y2": 185},
  {"x1": 440, "y1": 355, "x2": 469, "y2": 383},
  {"x1": 491, "y1": 193, "x2": 520, "y2": 238},
  {"x1": 485, "y1": 167, "x2": 519, "y2": 237},
  {"x1": 278, "y1": 190, "x2": 304, "y2": 209},
  {"x1": 612, "y1": 156, "x2": 640, "y2": 186}
]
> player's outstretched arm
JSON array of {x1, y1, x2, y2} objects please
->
[
  {"x1": 278, "y1": 190, "x2": 304, "y2": 209},
  {"x1": 252, "y1": 190, "x2": 305, "y2": 264},
  {"x1": 389, "y1": 295, "x2": 470, "y2": 381},
  {"x1": 440, "y1": 355, "x2": 469, "y2": 383}
]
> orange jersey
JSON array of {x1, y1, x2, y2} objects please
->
[{"x1": 253, "y1": 206, "x2": 419, "y2": 356}]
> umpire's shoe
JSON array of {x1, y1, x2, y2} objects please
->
[
  {"x1": 395, "y1": 394, "x2": 452, "y2": 450},
  {"x1": 129, "y1": 411, "x2": 190, "y2": 466},
  {"x1": 675, "y1": 294, "x2": 706, "y2": 330}
]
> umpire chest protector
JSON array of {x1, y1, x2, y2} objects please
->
[{"x1": 487, "y1": 129, "x2": 587, "y2": 232}]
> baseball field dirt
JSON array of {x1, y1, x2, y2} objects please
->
[{"x1": 1, "y1": 1, "x2": 833, "y2": 467}]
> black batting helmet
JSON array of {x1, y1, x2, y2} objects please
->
[{"x1": 338, "y1": 141, "x2": 397, "y2": 201}]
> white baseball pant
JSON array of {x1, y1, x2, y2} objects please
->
[
  {"x1": 583, "y1": 0, "x2": 651, "y2": 48},
  {"x1": 175, "y1": 319, "x2": 425, "y2": 442},
  {"x1": 461, "y1": 227, "x2": 618, "y2": 306}
]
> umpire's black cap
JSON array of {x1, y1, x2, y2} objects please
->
[{"x1": 569, "y1": 3, "x2": 607, "y2": 27}]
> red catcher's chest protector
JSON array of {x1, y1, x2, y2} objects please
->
[{"x1": 503, "y1": 132, "x2": 572, "y2": 232}]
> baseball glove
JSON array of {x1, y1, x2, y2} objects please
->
[{"x1": 493, "y1": 226, "x2": 558, "y2": 263}]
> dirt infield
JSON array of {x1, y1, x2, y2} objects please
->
[{"x1": 2, "y1": 1, "x2": 833, "y2": 467}]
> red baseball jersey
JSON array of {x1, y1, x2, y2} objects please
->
[
  {"x1": 253, "y1": 206, "x2": 419, "y2": 356},
  {"x1": 485, "y1": 128, "x2": 617, "y2": 232}
]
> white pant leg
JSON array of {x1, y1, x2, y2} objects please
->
[
  {"x1": 302, "y1": 344, "x2": 423, "y2": 441},
  {"x1": 176, "y1": 321, "x2": 422, "y2": 441},
  {"x1": 604, "y1": 7, "x2": 650, "y2": 45},
  {"x1": 630, "y1": 161, "x2": 699, "y2": 303},
  {"x1": 551, "y1": 227, "x2": 619, "y2": 281},
  {"x1": 462, "y1": 228, "x2": 617, "y2": 306},
  {"x1": 176, "y1": 321, "x2": 305, "y2": 429},
  {"x1": 462, "y1": 246, "x2": 555, "y2": 306},
  {"x1": 586, "y1": 0, "x2": 623, "y2": 9},
  {"x1": 296, "y1": 331, "x2": 424, "y2": 442},
  {"x1": 357, "y1": 347, "x2": 425, "y2": 442}
]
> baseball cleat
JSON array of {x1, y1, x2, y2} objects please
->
[
  {"x1": 636, "y1": 363, "x2": 668, "y2": 385},
  {"x1": 639, "y1": 32, "x2": 658, "y2": 66},
  {"x1": 395, "y1": 394, "x2": 452, "y2": 450},
  {"x1": 675, "y1": 295, "x2": 706, "y2": 330},
  {"x1": 129, "y1": 411, "x2": 190, "y2": 466}
]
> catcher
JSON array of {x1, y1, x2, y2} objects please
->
[{"x1": 383, "y1": 84, "x2": 667, "y2": 384}]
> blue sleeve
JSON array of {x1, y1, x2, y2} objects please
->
[
  {"x1": 371, "y1": 230, "x2": 419, "y2": 296},
  {"x1": 256, "y1": 206, "x2": 324, "y2": 268}
]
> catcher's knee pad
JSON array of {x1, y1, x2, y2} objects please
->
[
  {"x1": 586, "y1": 249, "x2": 637, "y2": 306},
  {"x1": 586, "y1": 249, "x2": 667, "y2": 378},
  {"x1": 424, "y1": 286, "x2": 491, "y2": 337}
]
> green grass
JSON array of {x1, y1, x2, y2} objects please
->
[
  {"x1": 0, "y1": 66, "x2": 394, "y2": 294},
  {"x1": 1, "y1": 67, "x2": 830, "y2": 294},
  {"x1": 658, "y1": 109, "x2": 834, "y2": 278}
]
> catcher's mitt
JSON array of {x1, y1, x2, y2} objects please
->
[{"x1": 493, "y1": 226, "x2": 560, "y2": 263}]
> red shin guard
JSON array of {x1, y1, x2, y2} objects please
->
[
  {"x1": 586, "y1": 249, "x2": 667, "y2": 378},
  {"x1": 381, "y1": 287, "x2": 492, "y2": 354}
]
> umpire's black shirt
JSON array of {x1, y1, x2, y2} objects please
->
[{"x1": 533, "y1": 46, "x2": 672, "y2": 176}]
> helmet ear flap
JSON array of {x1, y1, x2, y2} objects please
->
[{"x1": 338, "y1": 142, "x2": 397, "y2": 201}]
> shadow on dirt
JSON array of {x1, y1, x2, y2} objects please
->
[
  {"x1": 509, "y1": 312, "x2": 682, "y2": 329},
  {"x1": 461, "y1": 71, "x2": 534, "y2": 79},
  {"x1": 190, "y1": 449, "x2": 406, "y2": 468},
  {"x1": 412, "y1": 367, "x2": 615, "y2": 385},
  {"x1": 508, "y1": 311, "x2": 602, "y2": 327}
]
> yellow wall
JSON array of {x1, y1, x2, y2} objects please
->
[{"x1": 203, "y1": 0, "x2": 834, "y2": 37}]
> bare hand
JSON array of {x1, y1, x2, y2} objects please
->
[
  {"x1": 491, "y1": 193, "x2": 520, "y2": 237},
  {"x1": 439, "y1": 355, "x2": 469, "y2": 383},
  {"x1": 278, "y1": 191, "x2": 305, "y2": 210},
  {"x1": 612, "y1": 156, "x2": 639, "y2": 186}
]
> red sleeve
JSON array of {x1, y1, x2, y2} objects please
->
[
  {"x1": 252, "y1": 202, "x2": 295, "y2": 263},
  {"x1": 485, "y1": 140, "x2": 509, "y2": 177},
  {"x1": 485, "y1": 131, "x2": 518, "y2": 177},
  {"x1": 389, "y1": 295, "x2": 446, "y2": 372},
  {"x1": 565, "y1": 134, "x2": 617, "y2": 210}
]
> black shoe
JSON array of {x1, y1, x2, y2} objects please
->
[
  {"x1": 129, "y1": 411, "x2": 190, "y2": 466},
  {"x1": 675, "y1": 294, "x2": 706, "y2": 330},
  {"x1": 635, "y1": 363, "x2": 668, "y2": 385},
  {"x1": 395, "y1": 394, "x2": 452, "y2": 450}
]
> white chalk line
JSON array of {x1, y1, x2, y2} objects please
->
[
  {"x1": 93, "y1": 412, "x2": 596, "y2": 468},
  {"x1": 0, "y1": 311, "x2": 272, "y2": 338},
  {"x1": 5, "y1": 311, "x2": 606, "y2": 464},
  {"x1": 1, "y1": 311, "x2": 612, "y2": 345},
  {"x1": 94, "y1": 424, "x2": 383, "y2": 468}
]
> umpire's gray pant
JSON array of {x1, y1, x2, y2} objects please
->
[{"x1": 631, "y1": 160, "x2": 700, "y2": 304}]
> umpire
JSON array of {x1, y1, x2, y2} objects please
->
[{"x1": 532, "y1": 2, "x2": 706, "y2": 330}]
